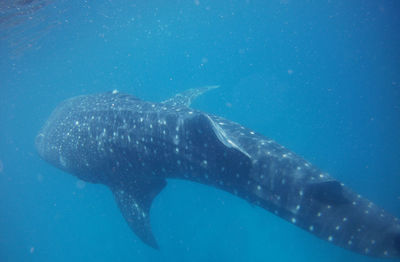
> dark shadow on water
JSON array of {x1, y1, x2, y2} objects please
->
[{"x1": 0, "y1": 0, "x2": 57, "y2": 58}]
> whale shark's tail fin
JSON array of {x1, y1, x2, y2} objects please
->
[{"x1": 110, "y1": 178, "x2": 167, "y2": 249}]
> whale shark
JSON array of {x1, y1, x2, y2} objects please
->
[{"x1": 35, "y1": 86, "x2": 400, "y2": 258}]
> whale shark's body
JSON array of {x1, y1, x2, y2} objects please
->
[{"x1": 35, "y1": 87, "x2": 400, "y2": 258}]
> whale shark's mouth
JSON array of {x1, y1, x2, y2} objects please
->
[{"x1": 35, "y1": 133, "x2": 46, "y2": 158}]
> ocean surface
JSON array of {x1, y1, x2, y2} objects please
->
[{"x1": 0, "y1": 0, "x2": 399, "y2": 261}]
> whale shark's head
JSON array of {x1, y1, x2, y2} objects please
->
[
  {"x1": 35, "y1": 93, "x2": 145, "y2": 184},
  {"x1": 35, "y1": 132, "x2": 51, "y2": 164},
  {"x1": 35, "y1": 95, "x2": 111, "y2": 183},
  {"x1": 35, "y1": 100, "x2": 75, "y2": 174}
]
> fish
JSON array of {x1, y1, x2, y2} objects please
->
[{"x1": 35, "y1": 86, "x2": 400, "y2": 258}]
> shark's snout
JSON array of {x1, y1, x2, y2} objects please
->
[{"x1": 35, "y1": 133, "x2": 45, "y2": 157}]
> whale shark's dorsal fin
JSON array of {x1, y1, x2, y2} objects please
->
[
  {"x1": 110, "y1": 178, "x2": 166, "y2": 249},
  {"x1": 162, "y1": 85, "x2": 220, "y2": 107}
]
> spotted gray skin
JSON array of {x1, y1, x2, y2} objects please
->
[{"x1": 35, "y1": 87, "x2": 400, "y2": 258}]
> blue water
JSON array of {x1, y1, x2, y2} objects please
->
[{"x1": 1, "y1": 0, "x2": 399, "y2": 261}]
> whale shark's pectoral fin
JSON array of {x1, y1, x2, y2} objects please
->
[
  {"x1": 162, "y1": 85, "x2": 219, "y2": 107},
  {"x1": 305, "y1": 180, "x2": 350, "y2": 205},
  {"x1": 110, "y1": 179, "x2": 166, "y2": 249}
]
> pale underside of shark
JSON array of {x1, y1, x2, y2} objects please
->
[{"x1": 35, "y1": 86, "x2": 400, "y2": 258}]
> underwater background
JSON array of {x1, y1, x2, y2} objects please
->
[{"x1": 0, "y1": 0, "x2": 399, "y2": 261}]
